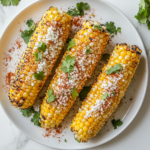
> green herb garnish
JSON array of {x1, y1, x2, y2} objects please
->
[
  {"x1": 79, "y1": 86, "x2": 92, "y2": 100},
  {"x1": 31, "y1": 112, "x2": 41, "y2": 127},
  {"x1": 75, "y1": 138, "x2": 81, "y2": 143},
  {"x1": 20, "y1": 107, "x2": 35, "y2": 117},
  {"x1": 33, "y1": 52, "x2": 42, "y2": 61},
  {"x1": 67, "y1": 39, "x2": 75, "y2": 51},
  {"x1": 26, "y1": 19, "x2": 36, "y2": 30},
  {"x1": 111, "y1": 119, "x2": 123, "y2": 129},
  {"x1": 61, "y1": 55, "x2": 76, "y2": 78},
  {"x1": 47, "y1": 88, "x2": 55, "y2": 103},
  {"x1": 101, "y1": 54, "x2": 110, "y2": 61},
  {"x1": 21, "y1": 30, "x2": 34, "y2": 44},
  {"x1": 34, "y1": 71, "x2": 44, "y2": 80},
  {"x1": 71, "y1": 88, "x2": 78, "y2": 99},
  {"x1": 38, "y1": 42, "x2": 46, "y2": 52},
  {"x1": 67, "y1": 2, "x2": 90, "y2": 16},
  {"x1": 101, "y1": 92, "x2": 108, "y2": 100},
  {"x1": 94, "y1": 25, "x2": 103, "y2": 30},
  {"x1": 105, "y1": 21, "x2": 121, "y2": 35},
  {"x1": 110, "y1": 91, "x2": 115, "y2": 97},
  {"x1": 64, "y1": 139, "x2": 67, "y2": 142},
  {"x1": 106, "y1": 63, "x2": 122, "y2": 75},
  {"x1": 1, "y1": 0, "x2": 21, "y2": 6},
  {"x1": 86, "y1": 45, "x2": 91, "y2": 54},
  {"x1": 135, "y1": 0, "x2": 150, "y2": 29}
]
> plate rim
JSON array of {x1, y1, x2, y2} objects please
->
[{"x1": 0, "y1": 0, "x2": 149, "y2": 149}]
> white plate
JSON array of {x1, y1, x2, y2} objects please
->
[{"x1": 0, "y1": 0, "x2": 148, "y2": 149}]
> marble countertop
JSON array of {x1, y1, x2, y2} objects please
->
[{"x1": 0, "y1": 0, "x2": 150, "y2": 150}]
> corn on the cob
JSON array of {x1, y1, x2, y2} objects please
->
[
  {"x1": 8, "y1": 7, "x2": 72, "y2": 109},
  {"x1": 70, "y1": 43, "x2": 142, "y2": 142},
  {"x1": 39, "y1": 20, "x2": 110, "y2": 129}
]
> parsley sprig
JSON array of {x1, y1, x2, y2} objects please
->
[
  {"x1": 71, "y1": 88, "x2": 78, "y2": 99},
  {"x1": 106, "y1": 63, "x2": 122, "y2": 75},
  {"x1": 111, "y1": 119, "x2": 123, "y2": 129},
  {"x1": 47, "y1": 88, "x2": 55, "y2": 103},
  {"x1": 21, "y1": 19, "x2": 36, "y2": 44},
  {"x1": 61, "y1": 55, "x2": 76, "y2": 79},
  {"x1": 38, "y1": 42, "x2": 46, "y2": 52},
  {"x1": 34, "y1": 71, "x2": 45, "y2": 80},
  {"x1": 105, "y1": 21, "x2": 121, "y2": 36},
  {"x1": 135, "y1": 0, "x2": 150, "y2": 30},
  {"x1": 67, "y1": 2, "x2": 90, "y2": 16},
  {"x1": 20, "y1": 107, "x2": 41, "y2": 127},
  {"x1": 1, "y1": 0, "x2": 21, "y2": 6}
]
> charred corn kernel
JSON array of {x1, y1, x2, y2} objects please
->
[
  {"x1": 40, "y1": 20, "x2": 110, "y2": 129},
  {"x1": 9, "y1": 7, "x2": 72, "y2": 109},
  {"x1": 70, "y1": 43, "x2": 142, "y2": 142}
]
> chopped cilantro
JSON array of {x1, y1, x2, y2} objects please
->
[
  {"x1": 61, "y1": 55, "x2": 76, "y2": 78},
  {"x1": 33, "y1": 52, "x2": 42, "y2": 61},
  {"x1": 26, "y1": 19, "x2": 36, "y2": 30},
  {"x1": 34, "y1": 71, "x2": 44, "y2": 80},
  {"x1": 31, "y1": 112, "x2": 41, "y2": 127},
  {"x1": 20, "y1": 107, "x2": 35, "y2": 117},
  {"x1": 79, "y1": 86, "x2": 92, "y2": 100},
  {"x1": 67, "y1": 2, "x2": 90, "y2": 16},
  {"x1": 38, "y1": 42, "x2": 46, "y2": 52},
  {"x1": 75, "y1": 138, "x2": 81, "y2": 143},
  {"x1": 106, "y1": 63, "x2": 122, "y2": 75},
  {"x1": 86, "y1": 45, "x2": 91, "y2": 54},
  {"x1": 101, "y1": 54, "x2": 110, "y2": 61},
  {"x1": 47, "y1": 88, "x2": 55, "y2": 103},
  {"x1": 21, "y1": 30, "x2": 34, "y2": 44},
  {"x1": 67, "y1": 39, "x2": 75, "y2": 50},
  {"x1": 110, "y1": 91, "x2": 115, "y2": 97},
  {"x1": 105, "y1": 21, "x2": 121, "y2": 35},
  {"x1": 1, "y1": 0, "x2": 21, "y2": 6},
  {"x1": 64, "y1": 139, "x2": 67, "y2": 142},
  {"x1": 111, "y1": 119, "x2": 123, "y2": 129},
  {"x1": 71, "y1": 88, "x2": 78, "y2": 99},
  {"x1": 101, "y1": 92, "x2": 108, "y2": 100},
  {"x1": 94, "y1": 25, "x2": 103, "y2": 30}
]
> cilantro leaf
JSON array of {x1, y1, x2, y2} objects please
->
[
  {"x1": 64, "y1": 139, "x2": 67, "y2": 142},
  {"x1": 38, "y1": 42, "x2": 46, "y2": 52},
  {"x1": 21, "y1": 29, "x2": 34, "y2": 44},
  {"x1": 79, "y1": 86, "x2": 92, "y2": 100},
  {"x1": 33, "y1": 52, "x2": 42, "y2": 61},
  {"x1": 101, "y1": 54, "x2": 110, "y2": 61},
  {"x1": 20, "y1": 107, "x2": 35, "y2": 117},
  {"x1": 67, "y1": 39, "x2": 75, "y2": 50},
  {"x1": 111, "y1": 119, "x2": 123, "y2": 129},
  {"x1": 1, "y1": 0, "x2": 21, "y2": 6},
  {"x1": 115, "y1": 27, "x2": 121, "y2": 35},
  {"x1": 71, "y1": 88, "x2": 78, "y2": 99},
  {"x1": 75, "y1": 138, "x2": 81, "y2": 143},
  {"x1": 94, "y1": 25, "x2": 103, "y2": 30},
  {"x1": 110, "y1": 91, "x2": 115, "y2": 97},
  {"x1": 31, "y1": 112, "x2": 41, "y2": 127},
  {"x1": 47, "y1": 88, "x2": 55, "y2": 103},
  {"x1": 34, "y1": 71, "x2": 45, "y2": 80},
  {"x1": 106, "y1": 63, "x2": 122, "y2": 75},
  {"x1": 101, "y1": 92, "x2": 108, "y2": 100},
  {"x1": 86, "y1": 45, "x2": 91, "y2": 54},
  {"x1": 61, "y1": 55, "x2": 76, "y2": 76},
  {"x1": 26, "y1": 19, "x2": 36, "y2": 30},
  {"x1": 67, "y1": 2, "x2": 90, "y2": 16}
]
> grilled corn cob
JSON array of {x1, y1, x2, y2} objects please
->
[
  {"x1": 70, "y1": 43, "x2": 142, "y2": 142},
  {"x1": 8, "y1": 7, "x2": 72, "y2": 109},
  {"x1": 39, "y1": 20, "x2": 110, "y2": 129}
]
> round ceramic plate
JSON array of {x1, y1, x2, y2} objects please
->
[{"x1": 0, "y1": 0, "x2": 148, "y2": 149}]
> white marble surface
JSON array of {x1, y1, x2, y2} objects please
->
[{"x1": 0, "y1": 0, "x2": 150, "y2": 150}]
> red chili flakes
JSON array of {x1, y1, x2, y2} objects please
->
[
  {"x1": 72, "y1": 16, "x2": 82, "y2": 27},
  {"x1": 5, "y1": 72, "x2": 14, "y2": 86},
  {"x1": 15, "y1": 38, "x2": 23, "y2": 49},
  {"x1": 3, "y1": 53, "x2": 12, "y2": 62},
  {"x1": 8, "y1": 46, "x2": 15, "y2": 53}
]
